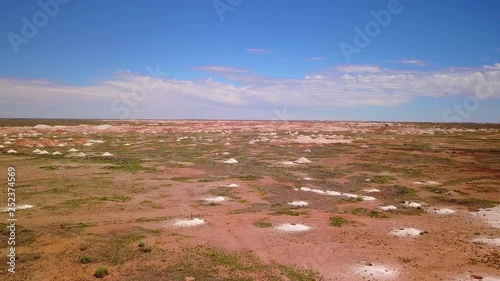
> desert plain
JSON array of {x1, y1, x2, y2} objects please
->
[{"x1": 0, "y1": 119, "x2": 499, "y2": 281}]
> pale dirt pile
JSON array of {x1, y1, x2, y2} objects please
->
[
  {"x1": 429, "y1": 208, "x2": 456, "y2": 215},
  {"x1": 390, "y1": 228, "x2": 423, "y2": 237},
  {"x1": 355, "y1": 263, "x2": 397, "y2": 279},
  {"x1": 298, "y1": 187, "x2": 376, "y2": 201},
  {"x1": 454, "y1": 274, "x2": 500, "y2": 281},
  {"x1": 294, "y1": 157, "x2": 311, "y2": 164},
  {"x1": 472, "y1": 206, "x2": 500, "y2": 229},
  {"x1": 1, "y1": 204, "x2": 34, "y2": 212},
  {"x1": 472, "y1": 237, "x2": 500, "y2": 247},
  {"x1": 204, "y1": 197, "x2": 225, "y2": 203},
  {"x1": 288, "y1": 201, "x2": 308, "y2": 207},
  {"x1": 275, "y1": 223, "x2": 311, "y2": 232},
  {"x1": 224, "y1": 158, "x2": 238, "y2": 164},
  {"x1": 404, "y1": 201, "x2": 422, "y2": 208},
  {"x1": 173, "y1": 218, "x2": 205, "y2": 227},
  {"x1": 293, "y1": 135, "x2": 352, "y2": 144}
]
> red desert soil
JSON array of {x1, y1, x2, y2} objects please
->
[{"x1": 0, "y1": 120, "x2": 499, "y2": 281}]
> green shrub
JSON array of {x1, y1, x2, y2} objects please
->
[
  {"x1": 80, "y1": 255, "x2": 93, "y2": 264},
  {"x1": 329, "y1": 217, "x2": 352, "y2": 227},
  {"x1": 253, "y1": 221, "x2": 272, "y2": 228},
  {"x1": 93, "y1": 267, "x2": 109, "y2": 278}
]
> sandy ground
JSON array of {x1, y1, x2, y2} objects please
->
[{"x1": 0, "y1": 120, "x2": 499, "y2": 281}]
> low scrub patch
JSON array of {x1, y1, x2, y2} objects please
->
[
  {"x1": 93, "y1": 267, "x2": 109, "y2": 278},
  {"x1": 329, "y1": 216, "x2": 354, "y2": 227}
]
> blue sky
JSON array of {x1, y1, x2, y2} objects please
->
[{"x1": 0, "y1": 0, "x2": 499, "y2": 122}]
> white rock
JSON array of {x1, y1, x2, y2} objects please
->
[
  {"x1": 52, "y1": 151, "x2": 62, "y2": 155},
  {"x1": 380, "y1": 205, "x2": 398, "y2": 211},
  {"x1": 68, "y1": 148, "x2": 79, "y2": 152},
  {"x1": 7, "y1": 149, "x2": 17, "y2": 154},
  {"x1": 364, "y1": 189, "x2": 380, "y2": 193},
  {"x1": 101, "y1": 152, "x2": 113, "y2": 157},
  {"x1": 76, "y1": 152, "x2": 87, "y2": 157}
]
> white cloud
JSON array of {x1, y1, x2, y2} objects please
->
[
  {"x1": 483, "y1": 63, "x2": 500, "y2": 69},
  {"x1": 1, "y1": 63, "x2": 499, "y2": 118},
  {"x1": 305, "y1": 75, "x2": 325, "y2": 80},
  {"x1": 245, "y1": 48, "x2": 269, "y2": 54},
  {"x1": 387, "y1": 60, "x2": 427, "y2": 66},
  {"x1": 193, "y1": 66, "x2": 247, "y2": 74},
  {"x1": 336, "y1": 65, "x2": 382, "y2": 73},
  {"x1": 307, "y1": 57, "x2": 326, "y2": 61}
]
